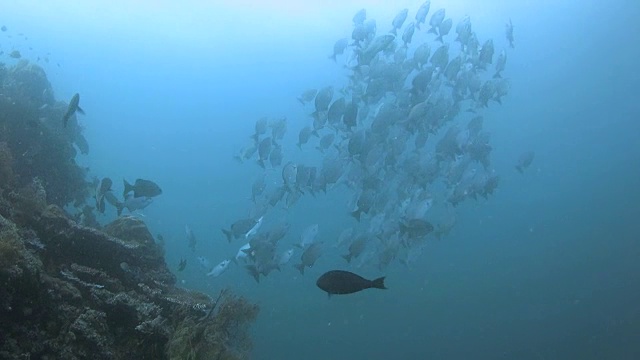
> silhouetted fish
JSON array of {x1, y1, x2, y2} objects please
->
[
  {"x1": 123, "y1": 178, "x2": 162, "y2": 198},
  {"x1": 316, "y1": 270, "x2": 386, "y2": 296},
  {"x1": 62, "y1": 93, "x2": 84, "y2": 127},
  {"x1": 95, "y1": 177, "x2": 113, "y2": 213}
]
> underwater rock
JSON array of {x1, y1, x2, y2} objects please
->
[
  {"x1": 30, "y1": 206, "x2": 176, "y2": 287},
  {"x1": 103, "y1": 215, "x2": 156, "y2": 246},
  {"x1": 0, "y1": 206, "x2": 259, "y2": 359},
  {"x1": 0, "y1": 44, "x2": 258, "y2": 360},
  {"x1": 0, "y1": 142, "x2": 14, "y2": 190},
  {"x1": 4, "y1": 60, "x2": 55, "y2": 107},
  {"x1": 0, "y1": 60, "x2": 91, "y2": 208}
]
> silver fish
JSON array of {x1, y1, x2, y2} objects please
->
[
  {"x1": 207, "y1": 259, "x2": 231, "y2": 277},
  {"x1": 415, "y1": 1, "x2": 431, "y2": 30},
  {"x1": 297, "y1": 224, "x2": 319, "y2": 248},
  {"x1": 390, "y1": 9, "x2": 408, "y2": 35},
  {"x1": 428, "y1": 8, "x2": 445, "y2": 35},
  {"x1": 294, "y1": 242, "x2": 323, "y2": 275},
  {"x1": 329, "y1": 38, "x2": 349, "y2": 62}
]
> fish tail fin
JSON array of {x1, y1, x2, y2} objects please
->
[
  {"x1": 76, "y1": 106, "x2": 85, "y2": 115},
  {"x1": 123, "y1": 179, "x2": 134, "y2": 197},
  {"x1": 294, "y1": 263, "x2": 305, "y2": 275},
  {"x1": 297, "y1": 97, "x2": 305, "y2": 105},
  {"x1": 222, "y1": 228, "x2": 233, "y2": 242},
  {"x1": 329, "y1": 54, "x2": 337, "y2": 62},
  {"x1": 436, "y1": 34, "x2": 443, "y2": 43},
  {"x1": 428, "y1": 27, "x2": 438, "y2": 35},
  {"x1": 245, "y1": 265, "x2": 260, "y2": 283},
  {"x1": 371, "y1": 276, "x2": 387, "y2": 290},
  {"x1": 515, "y1": 165, "x2": 523, "y2": 174},
  {"x1": 493, "y1": 72, "x2": 502, "y2": 79},
  {"x1": 341, "y1": 254, "x2": 352, "y2": 263}
]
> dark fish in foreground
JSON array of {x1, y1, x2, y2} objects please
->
[
  {"x1": 316, "y1": 270, "x2": 386, "y2": 296},
  {"x1": 62, "y1": 93, "x2": 85, "y2": 127},
  {"x1": 123, "y1": 178, "x2": 162, "y2": 198}
]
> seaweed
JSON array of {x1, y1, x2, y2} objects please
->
[{"x1": 166, "y1": 290, "x2": 259, "y2": 360}]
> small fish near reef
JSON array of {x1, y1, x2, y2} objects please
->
[
  {"x1": 316, "y1": 270, "x2": 386, "y2": 296},
  {"x1": 62, "y1": 93, "x2": 85, "y2": 127},
  {"x1": 123, "y1": 178, "x2": 162, "y2": 198}
]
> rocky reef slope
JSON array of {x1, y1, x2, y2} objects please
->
[{"x1": 0, "y1": 60, "x2": 258, "y2": 360}]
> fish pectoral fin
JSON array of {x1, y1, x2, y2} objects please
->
[{"x1": 76, "y1": 106, "x2": 85, "y2": 115}]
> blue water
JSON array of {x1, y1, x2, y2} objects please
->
[{"x1": 3, "y1": 1, "x2": 639, "y2": 359}]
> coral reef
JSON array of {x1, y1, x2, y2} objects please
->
[
  {"x1": 0, "y1": 59, "x2": 259, "y2": 359},
  {"x1": 0, "y1": 60, "x2": 91, "y2": 207}
]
